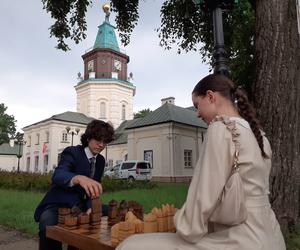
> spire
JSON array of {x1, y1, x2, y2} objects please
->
[{"x1": 93, "y1": 3, "x2": 120, "y2": 52}]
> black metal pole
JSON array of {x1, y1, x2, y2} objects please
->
[
  {"x1": 212, "y1": 7, "x2": 229, "y2": 76},
  {"x1": 17, "y1": 142, "x2": 21, "y2": 172}
]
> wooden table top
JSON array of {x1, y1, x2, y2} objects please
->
[{"x1": 46, "y1": 217, "x2": 116, "y2": 250}]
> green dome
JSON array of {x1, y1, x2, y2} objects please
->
[{"x1": 93, "y1": 20, "x2": 120, "y2": 52}]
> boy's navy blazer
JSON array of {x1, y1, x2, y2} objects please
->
[{"x1": 34, "y1": 145, "x2": 105, "y2": 222}]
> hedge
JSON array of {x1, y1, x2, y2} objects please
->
[{"x1": 0, "y1": 170, "x2": 156, "y2": 193}]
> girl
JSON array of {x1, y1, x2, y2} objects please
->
[{"x1": 117, "y1": 74, "x2": 286, "y2": 250}]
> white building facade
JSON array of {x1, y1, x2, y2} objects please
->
[
  {"x1": 21, "y1": 112, "x2": 92, "y2": 173},
  {"x1": 0, "y1": 8, "x2": 208, "y2": 182}
]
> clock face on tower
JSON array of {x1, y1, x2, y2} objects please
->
[{"x1": 113, "y1": 59, "x2": 122, "y2": 71}]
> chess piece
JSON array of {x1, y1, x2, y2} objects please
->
[
  {"x1": 111, "y1": 223, "x2": 120, "y2": 246},
  {"x1": 64, "y1": 215, "x2": 78, "y2": 230},
  {"x1": 58, "y1": 207, "x2": 70, "y2": 226},
  {"x1": 118, "y1": 221, "x2": 135, "y2": 242},
  {"x1": 143, "y1": 213, "x2": 158, "y2": 233}
]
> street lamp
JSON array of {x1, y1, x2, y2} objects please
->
[
  {"x1": 193, "y1": 0, "x2": 239, "y2": 76},
  {"x1": 15, "y1": 137, "x2": 26, "y2": 173},
  {"x1": 65, "y1": 126, "x2": 80, "y2": 146}
]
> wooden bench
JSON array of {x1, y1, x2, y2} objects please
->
[{"x1": 46, "y1": 217, "x2": 116, "y2": 250}]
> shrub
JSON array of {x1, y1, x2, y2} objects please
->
[{"x1": 0, "y1": 171, "x2": 156, "y2": 192}]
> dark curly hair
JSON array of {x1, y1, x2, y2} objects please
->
[
  {"x1": 193, "y1": 74, "x2": 267, "y2": 158},
  {"x1": 81, "y1": 120, "x2": 114, "y2": 147}
]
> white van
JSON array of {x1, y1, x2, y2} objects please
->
[{"x1": 104, "y1": 160, "x2": 152, "y2": 181}]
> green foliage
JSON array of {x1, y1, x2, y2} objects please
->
[
  {"x1": 0, "y1": 187, "x2": 300, "y2": 249},
  {"x1": 41, "y1": 0, "x2": 92, "y2": 51},
  {"x1": 0, "y1": 183, "x2": 188, "y2": 235},
  {"x1": 102, "y1": 176, "x2": 156, "y2": 192},
  {"x1": 157, "y1": 0, "x2": 255, "y2": 91},
  {"x1": 0, "y1": 189, "x2": 43, "y2": 235},
  {"x1": 41, "y1": 0, "x2": 255, "y2": 93},
  {"x1": 0, "y1": 171, "x2": 155, "y2": 193},
  {"x1": 0, "y1": 103, "x2": 17, "y2": 145},
  {"x1": 133, "y1": 108, "x2": 152, "y2": 119},
  {"x1": 110, "y1": 0, "x2": 139, "y2": 46},
  {"x1": 285, "y1": 226, "x2": 300, "y2": 250},
  {"x1": 0, "y1": 171, "x2": 52, "y2": 192}
]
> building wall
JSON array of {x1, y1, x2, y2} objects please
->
[
  {"x1": 127, "y1": 123, "x2": 206, "y2": 181},
  {"x1": 21, "y1": 121, "x2": 87, "y2": 173},
  {"x1": 105, "y1": 144, "x2": 128, "y2": 167},
  {"x1": 0, "y1": 155, "x2": 18, "y2": 171},
  {"x1": 76, "y1": 81, "x2": 134, "y2": 129},
  {"x1": 173, "y1": 124, "x2": 205, "y2": 177}
]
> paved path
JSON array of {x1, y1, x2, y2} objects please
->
[{"x1": 0, "y1": 226, "x2": 38, "y2": 250}]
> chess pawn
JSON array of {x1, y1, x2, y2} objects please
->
[
  {"x1": 143, "y1": 213, "x2": 158, "y2": 233},
  {"x1": 118, "y1": 221, "x2": 135, "y2": 242},
  {"x1": 156, "y1": 208, "x2": 165, "y2": 232},
  {"x1": 108, "y1": 200, "x2": 119, "y2": 219},
  {"x1": 133, "y1": 218, "x2": 144, "y2": 233},
  {"x1": 168, "y1": 204, "x2": 176, "y2": 232},
  {"x1": 161, "y1": 205, "x2": 169, "y2": 232},
  {"x1": 111, "y1": 223, "x2": 120, "y2": 246},
  {"x1": 64, "y1": 215, "x2": 78, "y2": 230}
]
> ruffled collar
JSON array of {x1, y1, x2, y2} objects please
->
[
  {"x1": 211, "y1": 115, "x2": 241, "y2": 150},
  {"x1": 211, "y1": 115, "x2": 250, "y2": 130}
]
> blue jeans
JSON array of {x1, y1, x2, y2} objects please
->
[{"x1": 38, "y1": 205, "x2": 61, "y2": 250}]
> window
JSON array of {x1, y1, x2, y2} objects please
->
[
  {"x1": 137, "y1": 162, "x2": 151, "y2": 169},
  {"x1": 121, "y1": 162, "x2": 135, "y2": 170},
  {"x1": 45, "y1": 131, "x2": 50, "y2": 142},
  {"x1": 62, "y1": 132, "x2": 68, "y2": 142},
  {"x1": 36, "y1": 133, "x2": 40, "y2": 145},
  {"x1": 44, "y1": 155, "x2": 49, "y2": 172},
  {"x1": 113, "y1": 164, "x2": 120, "y2": 174},
  {"x1": 100, "y1": 102, "x2": 106, "y2": 118},
  {"x1": 34, "y1": 156, "x2": 39, "y2": 172},
  {"x1": 108, "y1": 159, "x2": 113, "y2": 168},
  {"x1": 121, "y1": 104, "x2": 126, "y2": 120},
  {"x1": 27, "y1": 136, "x2": 31, "y2": 147},
  {"x1": 144, "y1": 150, "x2": 153, "y2": 169},
  {"x1": 184, "y1": 150, "x2": 192, "y2": 168},
  {"x1": 26, "y1": 157, "x2": 30, "y2": 172}
]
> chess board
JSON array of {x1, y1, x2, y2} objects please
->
[{"x1": 46, "y1": 217, "x2": 116, "y2": 250}]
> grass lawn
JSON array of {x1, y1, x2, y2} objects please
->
[
  {"x1": 0, "y1": 183, "x2": 188, "y2": 236},
  {"x1": 0, "y1": 183, "x2": 299, "y2": 249}
]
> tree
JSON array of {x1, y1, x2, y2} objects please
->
[
  {"x1": 252, "y1": 0, "x2": 300, "y2": 230},
  {"x1": 42, "y1": 0, "x2": 300, "y2": 228},
  {"x1": 134, "y1": 108, "x2": 152, "y2": 119},
  {"x1": 0, "y1": 103, "x2": 17, "y2": 145},
  {"x1": 42, "y1": 0, "x2": 255, "y2": 90}
]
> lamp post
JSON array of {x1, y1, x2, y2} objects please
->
[
  {"x1": 65, "y1": 126, "x2": 80, "y2": 146},
  {"x1": 193, "y1": 0, "x2": 239, "y2": 76},
  {"x1": 15, "y1": 137, "x2": 26, "y2": 173}
]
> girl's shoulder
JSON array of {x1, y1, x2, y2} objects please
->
[{"x1": 208, "y1": 115, "x2": 242, "y2": 148}]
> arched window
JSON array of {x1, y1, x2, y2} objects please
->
[
  {"x1": 121, "y1": 104, "x2": 126, "y2": 120},
  {"x1": 100, "y1": 102, "x2": 106, "y2": 118}
]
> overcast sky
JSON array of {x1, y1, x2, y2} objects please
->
[{"x1": 0, "y1": 0, "x2": 210, "y2": 131}]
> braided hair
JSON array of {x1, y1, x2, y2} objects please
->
[{"x1": 192, "y1": 74, "x2": 267, "y2": 158}]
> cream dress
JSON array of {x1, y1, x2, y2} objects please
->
[{"x1": 116, "y1": 117, "x2": 286, "y2": 250}]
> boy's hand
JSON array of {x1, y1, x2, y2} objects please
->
[{"x1": 73, "y1": 175, "x2": 102, "y2": 198}]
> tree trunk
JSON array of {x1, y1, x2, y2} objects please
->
[{"x1": 253, "y1": 0, "x2": 300, "y2": 232}]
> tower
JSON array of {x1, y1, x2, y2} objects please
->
[{"x1": 75, "y1": 3, "x2": 136, "y2": 129}]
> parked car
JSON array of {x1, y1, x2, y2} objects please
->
[{"x1": 105, "y1": 160, "x2": 152, "y2": 181}]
